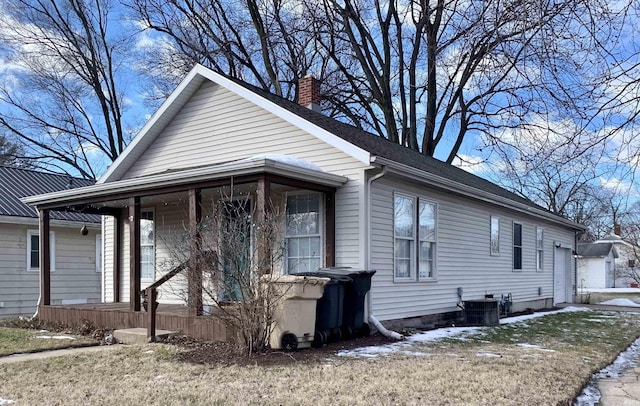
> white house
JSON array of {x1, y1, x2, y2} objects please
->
[
  {"x1": 576, "y1": 242, "x2": 617, "y2": 289},
  {"x1": 22, "y1": 65, "x2": 583, "y2": 330},
  {"x1": 0, "y1": 166, "x2": 102, "y2": 318},
  {"x1": 595, "y1": 232, "x2": 640, "y2": 288}
]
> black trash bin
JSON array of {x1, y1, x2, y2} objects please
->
[
  {"x1": 315, "y1": 268, "x2": 376, "y2": 338},
  {"x1": 296, "y1": 272, "x2": 350, "y2": 346}
]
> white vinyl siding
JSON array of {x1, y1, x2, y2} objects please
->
[
  {"x1": 0, "y1": 223, "x2": 100, "y2": 318},
  {"x1": 370, "y1": 176, "x2": 576, "y2": 321}
]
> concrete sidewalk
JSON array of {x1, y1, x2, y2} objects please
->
[
  {"x1": 598, "y1": 367, "x2": 640, "y2": 405},
  {"x1": 0, "y1": 344, "x2": 123, "y2": 364}
]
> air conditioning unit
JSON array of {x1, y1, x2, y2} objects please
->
[{"x1": 464, "y1": 300, "x2": 499, "y2": 326}]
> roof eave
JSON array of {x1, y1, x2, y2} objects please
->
[
  {"x1": 372, "y1": 156, "x2": 584, "y2": 231},
  {"x1": 23, "y1": 158, "x2": 348, "y2": 208}
]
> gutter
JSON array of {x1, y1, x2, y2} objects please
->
[{"x1": 372, "y1": 156, "x2": 584, "y2": 231}]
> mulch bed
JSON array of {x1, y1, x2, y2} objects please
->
[{"x1": 165, "y1": 333, "x2": 398, "y2": 367}]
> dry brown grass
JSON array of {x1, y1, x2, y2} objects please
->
[{"x1": 0, "y1": 310, "x2": 638, "y2": 405}]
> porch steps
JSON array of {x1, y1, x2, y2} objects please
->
[{"x1": 113, "y1": 328, "x2": 176, "y2": 345}]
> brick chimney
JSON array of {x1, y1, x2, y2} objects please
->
[
  {"x1": 614, "y1": 224, "x2": 622, "y2": 236},
  {"x1": 298, "y1": 75, "x2": 321, "y2": 113}
]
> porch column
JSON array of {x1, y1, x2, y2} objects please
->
[
  {"x1": 129, "y1": 197, "x2": 141, "y2": 311},
  {"x1": 113, "y1": 211, "x2": 122, "y2": 303},
  {"x1": 38, "y1": 209, "x2": 51, "y2": 306},
  {"x1": 256, "y1": 176, "x2": 272, "y2": 274},
  {"x1": 188, "y1": 188, "x2": 203, "y2": 317},
  {"x1": 325, "y1": 191, "x2": 335, "y2": 267}
]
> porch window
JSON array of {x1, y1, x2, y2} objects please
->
[
  {"x1": 286, "y1": 192, "x2": 322, "y2": 274},
  {"x1": 26, "y1": 230, "x2": 55, "y2": 272},
  {"x1": 140, "y1": 209, "x2": 155, "y2": 280},
  {"x1": 513, "y1": 222, "x2": 522, "y2": 271},
  {"x1": 394, "y1": 193, "x2": 437, "y2": 281},
  {"x1": 536, "y1": 227, "x2": 544, "y2": 272}
]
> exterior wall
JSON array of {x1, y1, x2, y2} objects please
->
[
  {"x1": 0, "y1": 221, "x2": 101, "y2": 318},
  {"x1": 369, "y1": 175, "x2": 576, "y2": 321},
  {"x1": 613, "y1": 243, "x2": 637, "y2": 287},
  {"x1": 577, "y1": 257, "x2": 608, "y2": 289}
]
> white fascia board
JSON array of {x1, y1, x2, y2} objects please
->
[
  {"x1": 372, "y1": 156, "x2": 584, "y2": 231},
  {"x1": 0, "y1": 215, "x2": 102, "y2": 229},
  {"x1": 100, "y1": 64, "x2": 370, "y2": 184},
  {"x1": 22, "y1": 158, "x2": 348, "y2": 208}
]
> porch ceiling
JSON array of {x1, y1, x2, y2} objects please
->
[{"x1": 21, "y1": 157, "x2": 348, "y2": 210}]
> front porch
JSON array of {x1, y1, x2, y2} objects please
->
[
  {"x1": 25, "y1": 157, "x2": 347, "y2": 342},
  {"x1": 38, "y1": 302, "x2": 230, "y2": 341}
]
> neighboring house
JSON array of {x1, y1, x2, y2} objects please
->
[
  {"x1": 594, "y1": 231, "x2": 640, "y2": 288},
  {"x1": 0, "y1": 166, "x2": 101, "y2": 317},
  {"x1": 576, "y1": 243, "x2": 618, "y2": 289},
  {"x1": 23, "y1": 65, "x2": 582, "y2": 328}
]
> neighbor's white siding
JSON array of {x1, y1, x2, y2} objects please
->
[
  {"x1": 577, "y1": 257, "x2": 610, "y2": 289},
  {"x1": 369, "y1": 176, "x2": 576, "y2": 321},
  {"x1": 0, "y1": 222, "x2": 101, "y2": 318}
]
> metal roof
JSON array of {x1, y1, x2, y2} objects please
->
[{"x1": 0, "y1": 166, "x2": 100, "y2": 223}]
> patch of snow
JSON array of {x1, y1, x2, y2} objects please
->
[
  {"x1": 580, "y1": 288, "x2": 640, "y2": 293},
  {"x1": 245, "y1": 154, "x2": 323, "y2": 172},
  {"x1": 500, "y1": 306, "x2": 591, "y2": 325},
  {"x1": 516, "y1": 343, "x2": 556, "y2": 352},
  {"x1": 476, "y1": 352, "x2": 501, "y2": 358},
  {"x1": 598, "y1": 298, "x2": 640, "y2": 307},
  {"x1": 143, "y1": 350, "x2": 154, "y2": 354},
  {"x1": 35, "y1": 335, "x2": 75, "y2": 340},
  {"x1": 574, "y1": 336, "x2": 640, "y2": 406},
  {"x1": 37, "y1": 329, "x2": 49, "y2": 333},
  {"x1": 0, "y1": 398, "x2": 14, "y2": 405}
]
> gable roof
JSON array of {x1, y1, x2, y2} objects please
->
[
  {"x1": 99, "y1": 64, "x2": 581, "y2": 230},
  {"x1": 577, "y1": 243, "x2": 618, "y2": 258},
  {"x1": 0, "y1": 166, "x2": 99, "y2": 223}
]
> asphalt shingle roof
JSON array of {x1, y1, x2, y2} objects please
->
[
  {"x1": 0, "y1": 166, "x2": 100, "y2": 223},
  {"x1": 230, "y1": 78, "x2": 549, "y2": 213},
  {"x1": 577, "y1": 243, "x2": 616, "y2": 258}
]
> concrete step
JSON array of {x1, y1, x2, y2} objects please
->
[{"x1": 113, "y1": 328, "x2": 176, "y2": 345}]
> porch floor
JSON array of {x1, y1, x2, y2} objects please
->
[{"x1": 38, "y1": 302, "x2": 231, "y2": 342}]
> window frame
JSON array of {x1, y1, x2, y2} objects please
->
[
  {"x1": 26, "y1": 230, "x2": 55, "y2": 272},
  {"x1": 490, "y1": 216, "x2": 500, "y2": 256},
  {"x1": 536, "y1": 226, "x2": 544, "y2": 272},
  {"x1": 140, "y1": 208, "x2": 155, "y2": 281},
  {"x1": 96, "y1": 233, "x2": 102, "y2": 273},
  {"x1": 284, "y1": 191, "x2": 324, "y2": 274},
  {"x1": 513, "y1": 222, "x2": 523, "y2": 271},
  {"x1": 393, "y1": 192, "x2": 438, "y2": 282}
]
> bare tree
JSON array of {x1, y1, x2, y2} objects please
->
[
  {"x1": 161, "y1": 195, "x2": 290, "y2": 356},
  {"x1": 0, "y1": 134, "x2": 30, "y2": 167},
  {"x1": 0, "y1": 0, "x2": 138, "y2": 178},
  {"x1": 130, "y1": 0, "x2": 621, "y2": 162}
]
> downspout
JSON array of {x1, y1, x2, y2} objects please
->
[{"x1": 365, "y1": 166, "x2": 404, "y2": 340}]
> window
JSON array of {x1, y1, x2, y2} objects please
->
[
  {"x1": 26, "y1": 230, "x2": 55, "y2": 272},
  {"x1": 490, "y1": 216, "x2": 500, "y2": 255},
  {"x1": 513, "y1": 223, "x2": 522, "y2": 270},
  {"x1": 394, "y1": 193, "x2": 437, "y2": 281},
  {"x1": 536, "y1": 227, "x2": 544, "y2": 272},
  {"x1": 629, "y1": 259, "x2": 636, "y2": 268},
  {"x1": 140, "y1": 210, "x2": 155, "y2": 280},
  {"x1": 96, "y1": 234, "x2": 102, "y2": 273},
  {"x1": 286, "y1": 193, "x2": 322, "y2": 274}
]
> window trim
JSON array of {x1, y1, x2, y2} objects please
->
[
  {"x1": 26, "y1": 230, "x2": 55, "y2": 272},
  {"x1": 490, "y1": 216, "x2": 500, "y2": 256},
  {"x1": 96, "y1": 233, "x2": 102, "y2": 273},
  {"x1": 513, "y1": 222, "x2": 523, "y2": 271},
  {"x1": 536, "y1": 226, "x2": 544, "y2": 272},
  {"x1": 140, "y1": 208, "x2": 155, "y2": 281},
  {"x1": 284, "y1": 191, "x2": 324, "y2": 274},
  {"x1": 393, "y1": 192, "x2": 438, "y2": 282}
]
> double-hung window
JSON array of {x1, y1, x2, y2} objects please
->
[
  {"x1": 140, "y1": 209, "x2": 155, "y2": 280},
  {"x1": 394, "y1": 193, "x2": 437, "y2": 281},
  {"x1": 490, "y1": 216, "x2": 500, "y2": 255},
  {"x1": 513, "y1": 222, "x2": 522, "y2": 271},
  {"x1": 286, "y1": 192, "x2": 322, "y2": 274},
  {"x1": 26, "y1": 230, "x2": 55, "y2": 272},
  {"x1": 536, "y1": 227, "x2": 544, "y2": 272}
]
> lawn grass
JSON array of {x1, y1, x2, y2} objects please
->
[
  {"x1": 0, "y1": 327, "x2": 97, "y2": 356},
  {"x1": 1, "y1": 309, "x2": 639, "y2": 405}
]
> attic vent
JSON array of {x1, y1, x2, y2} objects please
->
[{"x1": 464, "y1": 300, "x2": 499, "y2": 326}]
